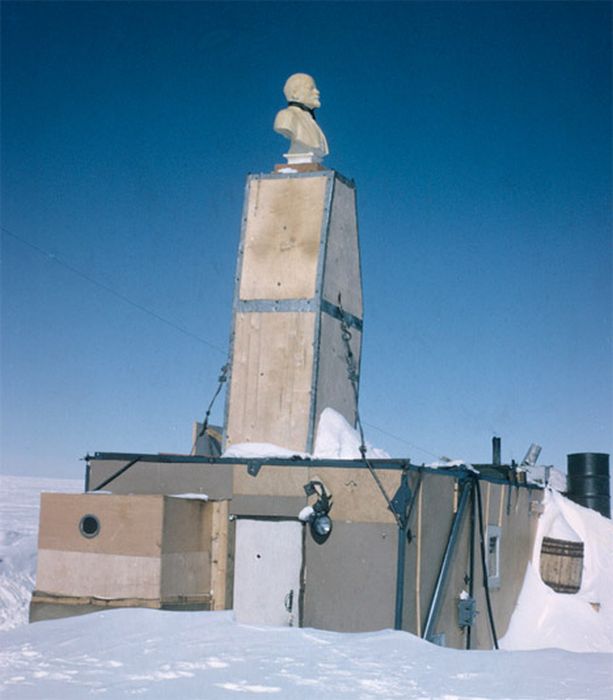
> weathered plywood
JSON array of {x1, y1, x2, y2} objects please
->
[
  {"x1": 303, "y1": 521, "x2": 396, "y2": 632},
  {"x1": 225, "y1": 311, "x2": 315, "y2": 450},
  {"x1": 87, "y1": 460, "x2": 232, "y2": 499},
  {"x1": 239, "y1": 175, "x2": 329, "y2": 300},
  {"x1": 36, "y1": 550, "x2": 161, "y2": 599},
  {"x1": 233, "y1": 464, "x2": 310, "y2": 499},
  {"x1": 210, "y1": 500, "x2": 230, "y2": 610},
  {"x1": 314, "y1": 312, "x2": 361, "y2": 438},
  {"x1": 162, "y1": 497, "x2": 211, "y2": 553},
  {"x1": 161, "y1": 552, "x2": 211, "y2": 600},
  {"x1": 322, "y1": 178, "x2": 362, "y2": 319},
  {"x1": 308, "y1": 466, "x2": 400, "y2": 524},
  {"x1": 35, "y1": 493, "x2": 233, "y2": 614},
  {"x1": 38, "y1": 493, "x2": 164, "y2": 557}
]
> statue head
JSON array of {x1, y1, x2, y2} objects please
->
[{"x1": 283, "y1": 73, "x2": 321, "y2": 110}]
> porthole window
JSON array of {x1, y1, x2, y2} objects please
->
[{"x1": 79, "y1": 514, "x2": 100, "y2": 538}]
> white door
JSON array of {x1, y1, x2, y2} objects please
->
[{"x1": 233, "y1": 519, "x2": 303, "y2": 626}]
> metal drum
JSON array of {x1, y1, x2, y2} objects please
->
[{"x1": 566, "y1": 453, "x2": 610, "y2": 518}]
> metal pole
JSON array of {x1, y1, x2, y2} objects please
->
[
  {"x1": 466, "y1": 480, "x2": 476, "y2": 649},
  {"x1": 422, "y1": 478, "x2": 472, "y2": 642},
  {"x1": 394, "y1": 516, "x2": 408, "y2": 630}
]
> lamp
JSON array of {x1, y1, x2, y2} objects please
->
[{"x1": 303, "y1": 480, "x2": 333, "y2": 544}]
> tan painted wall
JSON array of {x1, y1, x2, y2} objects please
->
[
  {"x1": 38, "y1": 493, "x2": 164, "y2": 557},
  {"x1": 87, "y1": 460, "x2": 232, "y2": 499},
  {"x1": 34, "y1": 492, "x2": 231, "y2": 609},
  {"x1": 36, "y1": 550, "x2": 161, "y2": 599}
]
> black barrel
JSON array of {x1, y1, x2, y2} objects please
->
[{"x1": 566, "y1": 453, "x2": 610, "y2": 518}]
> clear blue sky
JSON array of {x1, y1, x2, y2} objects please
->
[{"x1": 2, "y1": 1, "x2": 611, "y2": 478}]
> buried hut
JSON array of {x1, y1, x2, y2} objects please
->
[{"x1": 30, "y1": 74, "x2": 609, "y2": 649}]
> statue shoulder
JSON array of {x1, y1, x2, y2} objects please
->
[{"x1": 274, "y1": 106, "x2": 298, "y2": 134}]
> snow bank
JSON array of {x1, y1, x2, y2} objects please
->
[
  {"x1": 0, "y1": 475, "x2": 81, "y2": 631},
  {"x1": 1, "y1": 476, "x2": 612, "y2": 698},
  {"x1": 501, "y1": 489, "x2": 613, "y2": 653},
  {"x1": 223, "y1": 408, "x2": 390, "y2": 461},
  {"x1": 222, "y1": 443, "x2": 310, "y2": 459},
  {"x1": 2, "y1": 608, "x2": 611, "y2": 699},
  {"x1": 312, "y1": 408, "x2": 390, "y2": 459}
]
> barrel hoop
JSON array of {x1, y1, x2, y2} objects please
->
[{"x1": 541, "y1": 537, "x2": 584, "y2": 558}]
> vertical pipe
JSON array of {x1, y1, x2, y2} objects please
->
[
  {"x1": 422, "y1": 479, "x2": 472, "y2": 642},
  {"x1": 466, "y1": 480, "x2": 476, "y2": 649},
  {"x1": 415, "y1": 482, "x2": 423, "y2": 635},
  {"x1": 394, "y1": 517, "x2": 408, "y2": 630},
  {"x1": 492, "y1": 437, "x2": 501, "y2": 466}
]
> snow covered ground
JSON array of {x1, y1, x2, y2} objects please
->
[{"x1": 1, "y1": 474, "x2": 612, "y2": 699}]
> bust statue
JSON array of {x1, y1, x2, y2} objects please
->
[{"x1": 274, "y1": 73, "x2": 329, "y2": 164}]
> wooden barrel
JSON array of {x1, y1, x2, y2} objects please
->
[{"x1": 539, "y1": 536, "x2": 584, "y2": 594}]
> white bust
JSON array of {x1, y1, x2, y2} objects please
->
[{"x1": 274, "y1": 73, "x2": 329, "y2": 164}]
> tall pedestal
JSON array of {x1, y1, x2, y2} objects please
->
[{"x1": 223, "y1": 170, "x2": 363, "y2": 452}]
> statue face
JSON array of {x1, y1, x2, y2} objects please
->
[{"x1": 296, "y1": 77, "x2": 321, "y2": 110}]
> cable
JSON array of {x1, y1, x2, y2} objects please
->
[
  {"x1": 475, "y1": 478, "x2": 499, "y2": 649},
  {"x1": 361, "y1": 421, "x2": 441, "y2": 460},
  {"x1": 2, "y1": 225, "x2": 226, "y2": 355}
]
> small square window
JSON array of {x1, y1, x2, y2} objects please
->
[{"x1": 486, "y1": 525, "x2": 501, "y2": 589}]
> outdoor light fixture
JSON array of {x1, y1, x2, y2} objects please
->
[{"x1": 303, "y1": 480, "x2": 333, "y2": 545}]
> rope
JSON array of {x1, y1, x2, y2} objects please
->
[{"x1": 192, "y1": 363, "x2": 229, "y2": 454}]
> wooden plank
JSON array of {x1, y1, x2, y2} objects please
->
[
  {"x1": 226, "y1": 311, "x2": 315, "y2": 450},
  {"x1": 239, "y1": 176, "x2": 328, "y2": 300},
  {"x1": 307, "y1": 466, "x2": 400, "y2": 524},
  {"x1": 210, "y1": 500, "x2": 230, "y2": 610}
]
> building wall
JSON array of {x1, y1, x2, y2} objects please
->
[
  {"x1": 87, "y1": 459, "x2": 233, "y2": 500},
  {"x1": 32, "y1": 493, "x2": 231, "y2": 620},
  {"x1": 35, "y1": 493, "x2": 164, "y2": 600}
]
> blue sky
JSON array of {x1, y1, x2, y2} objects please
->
[{"x1": 2, "y1": 1, "x2": 611, "y2": 478}]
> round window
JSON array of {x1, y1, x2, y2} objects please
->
[{"x1": 79, "y1": 514, "x2": 100, "y2": 538}]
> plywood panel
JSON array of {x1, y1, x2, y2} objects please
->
[
  {"x1": 303, "y1": 521, "x2": 396, "y2": 632},
  {"x1": 314, "y1": 312, "x2": 361, "y2": 439},
  {"x1": 210, "y1": 500, "x2": 230, "y2": 610},
  {"x1": 38, "y1": 493, "x2": 163, "y2": 557},
  {"x1": 322, "y1": 179, "x2": 362, "y2": 319},
  {"x1": 309, "y1": 467, "x2": 400, "y2": 524},
  {"x1": 233, "y1": 464, "x2": 310, "y2": 498},
  {"x1": 161, "y1": 552, "x2": 211, "y2": 599},
  {"x1": 162, "y1": 497, "x2": 211, "y2": 553},
  {"x1": 87, "y1": 460, "x2": 232, "y2": 499},
  {"x1": 239, "y1": 175, "x2": 329, "y2": 300},
  {"x1": 226, "y1": 311, "x2": 315, "y2": 450},
  {"x1": 36, "y1": 550, "x2": 161, "y2": 599}
]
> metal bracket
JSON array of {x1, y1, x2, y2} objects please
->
[
  {"x1": 390, "y1": 470, "x2": 412, "y2": 525},
  {"x1": 458, "y1": 596, "x2": 477, "y2": 628},
  {"x1": 247, "y1": 460, "x2": 262, "y2": 477}
]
